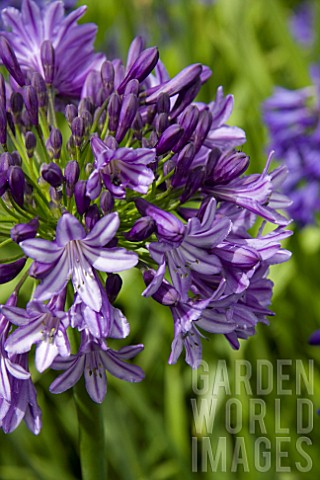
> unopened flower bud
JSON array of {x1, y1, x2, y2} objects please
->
[
  {"x1": 169, "y1": 79, "x2": 201, "y2": 121},
  {"x1": 64, "y1": 160, "x2": 80, "y2": 197},
  {"x1": 11, "y1": 218, "x2": 39, "y2": 243},
  {"x1": 106, "y1": 273, "x2": 122, "y2": 303},
  {"x1": 154, "y1": 112, "x2": 169, "y2": 136},
  {"x1": 40, "y1": 40, "x2": 55, "y2": 84},
  {"x1": 125, "y1": 216, "x2": 155, "y2": 241},
  {"x1": 71, "y1": 116, "x2": 85, "y2": 147},
  {"x1": 6, "y1": 112, "x2": 15, "y2": 137},
  {"x1": 107, "y1": 92, "x2": 121, "y2": 132},
  {"x1": 25, "y1": 131, "x2": 37, "y2": 158},
  {"x1": 0, "y1": 171, "x2": 7, "y2": 196},
  {"x1": 132, "y1": 112, "x2": 143, "y2": 140},
  {"x1": 0, "y1": 73, "x2": 6, "y2": 109},
  {"x1": 21, "y1": 110, "x2": 32, "y2": 130},
  {"x1": 10, "y1": 92, "x2": 24, "y2": 123},
  {"x1": 156, "y1": 93, "x2": 170, "y2": 114},
  {"x1": 49, "y1": 185, "x2": 62, "y2": 204},
  {"x1": 80, "y1": 110, "x2": 93, "y2": 133},
  {"x1": 0, "y1": 257, "x2": 26, "y2": 284},
  {"x1": 23, "y1": 85, "x2": 39, "y2": 127},
  {"x1": 135, "y1": 198, "x2": 185, "y2": 244},
  {"x1": 171, "y1": 143, "x2": 195, "y2": 188},
  {"x1": 126, "y1": 36, "x2": 145, "y2": 71},
  {"x1": 194, "y1": 109, "x2": 212, "y2": 153},
  {"x1": 116, "y1": 93, "x2": 138, "y2": 143},
  {"x1": 78, "y1": 98, "x2": 94, "y2": 116},
  {"x1": 48, "y1": 127, "x2": 62, "y2": 159},
  {"x1": 103, "y1": 135, "x2": 118, "y2": 150},
  {"x1": 156, "y1": 124, "x2": 184, "y2": 155},
  {"x1": 180, "y1": 165, "x2": 206, "y2": 203},
  {"x1": 100, "y1": 190, "x2": 114, "y2": 214},
  {"x1": 41, "y1": 162, "x2": 64, "y2": 188},
  {"x1": 118, "y1": 46, "x2": 159, "y2": 94},
  {"x1": 66, "y1": 135, "x2": 76, "y2": 157},
  {"x1": 0, "y1": 36, "x2": 25, "y2": 87},
  {"x1": 65, "y1": 104, "x2": 78, "y2": 125},
  {"x1": 85, "y1": 204, "x2": 100, "y2": 231},
  {"x1": 0, "y1": 152, "x2": 14, "y2": 171},
  {"x1": 11, "y1": 151, "x2": 22, "y2": 166},
  {"x1": 146, "y1": 63, "x2": 202, "y2": 103},
  {"x1": 174, "y1": 105, "x2": 199, "y2": 151},
  {"x1": 74, "y1": 180, "x2": 90, "y2": 215},
  {"x1": 0, "y1": 106, "x2": 7, "y2": 145},
  {"x1": 124, "y1": 79, "x2": 139, "y2": 96},
  {"x1": 101, "y1": 60, "x2": 114, "y2": 96},
  {"x1": 8, "y1": 165, "x2": 25, "y2": 206},
  {"x1": 31, "y1": 72, "x2": 48, "y2": 108}
]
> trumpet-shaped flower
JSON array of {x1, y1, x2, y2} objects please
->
[{"x1": 20, "y1": 212, "x2": 138, "y2": 312}]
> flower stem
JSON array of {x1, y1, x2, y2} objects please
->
[{"x1": 73, "y1": 380, "x2": 107, "y2": 480}]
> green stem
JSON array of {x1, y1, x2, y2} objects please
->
[
  {"x1": 0, "y1": 237, "x2": 13, "y2": 248},
  {"x1": 73, "y1": 380, "x2": 107, "y2": 480},
  {"x1": 48, "y1": 87, "x2": 58, "y2": 128}
]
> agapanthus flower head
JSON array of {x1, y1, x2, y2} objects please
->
[{"x1": 0, "y1": 1, "x2": 291, "y2": 436}]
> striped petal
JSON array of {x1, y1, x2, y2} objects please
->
[{"x1": 20, "y1": 238, "x2": 62, "y2": 263}]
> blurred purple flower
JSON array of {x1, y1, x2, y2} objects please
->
[{"x1": 1, "y1": 0, "x2": 104, "y2": 97}]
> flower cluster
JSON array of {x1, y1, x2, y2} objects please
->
[
  {"x1": 0, "y1": 0, "x2": 291, "y2": 434},
  {"x1": 263, "y1": 80, "x2": 320, "y2": 226}
]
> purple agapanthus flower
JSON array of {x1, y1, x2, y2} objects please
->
[
  {"x1": 88, "y1": 136, "x2": 156, "y2": 200},
  {"x1": 0, "y1": 293, "x2": 31, "y2": 403},
  {"x1": 19, "y1": 212, "x2": 138, "y2": 312},
  {"x1": 50, "y1": 331, "x2": 144, "y2": 403},
  {"x1": 0, "y1": 0, "x2": 105, "y2": 97},
  {"x1": 3, "y1": 298, "x2": 70, "y2": 372},
  {"x1": 1, "y1": 297, "x2": 41, "y2": 435},
  {"x1": 0, "y1": 352, "x2": 41, "y2": 434},
  {"x1": 138, "y1": 197, "x2": 232, "y2": 299},
  {"x1": 69, "y1": 280, "x2": 130, "y2": 340}
]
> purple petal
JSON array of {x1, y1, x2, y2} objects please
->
[
  {"x1": 142, "y1": 258, "x2": 166, "y2": 297},
  {"x1": 113, "y1": 344, "x2": 144, "y2": 359},
  {"x1": 0, "y1": 305, "x2": 31, "y2": 325},
  {"x1": 204, "y1": 126, "x2": 246, "y2": 150},
  {"x1": 56, "y1": 213, "x2": 86, "y2": 246},
  {"x1": 72, "y1": 255, "x2": 102, "y2": 312},
  {"x1": 84, "y1": 355, "x2": 107, "y2": 403},
  {"x1": 83, "y1": 212, "x2": 119, "y2": 247},
  {"x1": 86, "y1": 169, "x2": 102, "y2": 200},
  {"x1": 101, "y1": 350, "x2": 144, "y2": 382},
  {"x1": 109, "y1": 307, "x2": 130, "y2": 339},
  {"x1": 35, "y1": 341, "x2": 59, "y2": 372},
  {"x1": 82, "y1": 245, "x2": 138, "y2": 272},
  {"x1": 5, "y1": 358, "x2": 30, "y2": 380},
  {"x1": 5, "y1": 320, "x2": 43, "y2": 354},
  {"x1": 50, "y1": 356, "x2": 85, "y2": 394},
  {"x1": 0, "y1": 358, "x2": 11, "y2": 401},
  {"x1": 20, "y1": 238, "x2": 62, "y2": 263},
  {"x1": 34, "y1": 251, "x2": 71, "y2": 301}
]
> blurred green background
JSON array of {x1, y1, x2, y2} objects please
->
[{"x1": 1, "y1": 0, "x2": 320, "y2": 478}]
